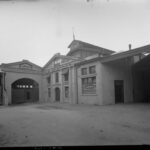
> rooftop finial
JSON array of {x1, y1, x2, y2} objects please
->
[
  {"x1": 129, "y1": 44, "x2": 132, "y2": 50},
  {"x1": 72, "y1": 27, "x2": 75, "y2": 40}
]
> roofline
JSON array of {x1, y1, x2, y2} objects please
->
[
  {"x1": 67, "y1": 47, "x2": 115, "y2": 56},
  {"x1": 1, "y1": 60, "x2": 42, "y2": 69},
  {"x1": 68, "y1": 40, "x2": 115, "y2": 52},
  {"x1": 75, "y1": 57, "x2": 100, "y2": 66},
  {"x1": 133, "y1": 53, "x2": 150, "y2": 68},
  {"x1": 43, "y1": 54, "x2": 81, "y2": 69},
  {"x1": 101, "y1": 45, "x2": 150, "y2": 63}
]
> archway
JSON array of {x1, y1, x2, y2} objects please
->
[
  {"x1": 11, "y1": 78, "x2": 39, "y2": 104},
  {"x1": 55, "y1": 87, "x2": 60, "y2": 102}
]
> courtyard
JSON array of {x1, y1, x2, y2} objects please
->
[{"x1": 0, "y1": 102, "x2": 150, "y2": 146}]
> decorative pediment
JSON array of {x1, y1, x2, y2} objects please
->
[
  {"x1": 19, "y1": 63, "x2": 32, "y2": 69},
  {"x1": 54, "y1": 58, "x2": 62, "y2": 65},
  {"x1": 0, "y1": 59, "x2": 42, "y2": 73},
  {"x1": 43, "y1": 53, "x2": 79, "y2": 70},
  {"x1": 70, "y1": 42, "x2": 80, "y2": 50}
]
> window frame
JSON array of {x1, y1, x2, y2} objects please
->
[
  {"x1": 64, "y1": 72, "x2": 69, "y2": 82},
  {"x1": 55, "y1": 72, "x2": 59, "y2": 83},
  {"x1": 64, "y1": 86, "x2": 69, "y2": 98},
  {"x1": 47, "y1": 75, "x2": 51, "y2": 84},
  {"x1": 81, "y1": 68, "x2": 87, "y2": 75},
  {"x1": 89, "y1": 65, "x2": 96, "y2": 74},
  {"x1": 48, "y1": 88, "x2": 51, "y2": 98},
  {"x1": 82, "y1": 76, "x2": 96, "y2": 95}
]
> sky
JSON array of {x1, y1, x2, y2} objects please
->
[{"x1": 0, "y1": 0, "x2": 150, "y2": 67}]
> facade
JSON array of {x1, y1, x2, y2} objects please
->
[{"x1": 0, "y1": 40, "x2": 150, "y2": 105}]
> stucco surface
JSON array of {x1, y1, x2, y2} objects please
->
[{"x1": 0, "y1": 103, "x2": 150, "y2": 146}]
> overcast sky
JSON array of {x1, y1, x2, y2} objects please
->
[{"x1": 0, "y1": 0, "x2": 150, "y2": 67}]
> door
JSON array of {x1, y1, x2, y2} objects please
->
[
  {"x1": 114, "y1": 80, "x2": 124, "y2": 103},
  {"x1": 0, "y1": 74, "x2": 3, "y2": 105},
  {"x1": 55, "y1": 87, "x2": 60, "y2": 102}
]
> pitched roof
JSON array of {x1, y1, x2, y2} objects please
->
[
  {"x1": 67, "y1": 40, "x2": 115, "y2": 56},
  {"x1": 133, "y1": 54, "x2": 150, "y2": 70},
  {"x1": 1, "y1": 59, "x2": 42, "y2": 69},
  {"x1": 43, "y1": 53, "x2": 81, "y2": 69},
  {"x1": 101, "y1": 44, "x2": 150, "y2": 63}
]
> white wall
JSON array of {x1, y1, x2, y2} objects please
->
[
  {"x1": 77, "y1": 61, "x2": 103, "y2": 105},
  {"x1": 101, "y1": 61, "x2": 133, "y2": 105}
]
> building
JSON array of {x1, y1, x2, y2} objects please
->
[{"x1": 0, "y1": 40, "x2": 150, "y2": 105}]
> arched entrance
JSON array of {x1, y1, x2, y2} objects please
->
[
  {"x1": 55, "y1": 87, "x2": 60, "y2": 102},
  {"x1": 11, "y1": 78, "x2": 39, "y2": 104}
]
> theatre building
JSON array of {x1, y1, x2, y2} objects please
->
[{"x1": 0, "y1": 40, "x2": 150, "y2": 105}]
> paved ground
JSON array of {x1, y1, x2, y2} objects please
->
[{"x1": 0, "y1": 102, "x2": 150, "y2": 146}]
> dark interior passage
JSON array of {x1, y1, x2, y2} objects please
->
[
  {"x1": 133, "y1": 54, "x2": 150, "y2": 103},
  {"x1": 133, "y1": 69, "x2": 150, "y2": 103},
  {"x1": 11, "y1": 78, "x2": 39, "y2": 104},
  {"x1": 114, "y1": 80, "x2": 124, "y2": 103},
  {"x1": 0, "y1": 73, "x2": 3, "y2": 105}
]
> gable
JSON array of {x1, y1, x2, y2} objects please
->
[
  {"x1": 69, "y1": 41, "x2": 80, "y2": 50},
  {"x1": 43, "y1": 55, "x2": 62, "y2": 70},
  {"x1": 67, "y1": 49, "x2": 99, "y2": 58},
  {"x1": 1, "y1": 60, "x2": 42, "y2": 72},
  {"x1": 19, "y1": 63, "x2": 32, "y2": 69},
  {"x1": 43, "y1": 53, "x2": 79, "y2": 70},
  {"x1": 67, "y1": 40, "x2": 115, "y2": 57}
]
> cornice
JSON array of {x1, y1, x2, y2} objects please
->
[{"x1": 1, "y1": 67, "x2": 42, "y2": 75}]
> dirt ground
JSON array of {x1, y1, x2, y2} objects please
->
[{"x1": 0, "y1": 102, "x2": 150, "y2": 146}]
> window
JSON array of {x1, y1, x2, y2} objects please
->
[
  {"x1": 55, "y1": 72, "x2": 59, "y2": 83},
  {"x1": 48, "y1": 88, "x2": 51, "y2": 97},
  {"x1": 64, "y1": 73, "x2": 69, "y2": 81},
  {"x1": 54, "y1": 59, "x2": 61, "y2": 65},
  {"x1": 65, "y1": 87, "x2": 69, "y2": 98},
  {"x1": 81, "y1": 68, "x2": 87, "y2": 75},
  {"x1": 62, "y1": 68, "x2": 69, "y2": 82},
  {"x1": 47, "y1": 75, "x2": 51, "y2": 84},
  {"x1": 82, "y1": 76, "x2": 96, "y2": 94},
  {"x1": 89, "y1": 66, "x2": 96, "y2": 74}
]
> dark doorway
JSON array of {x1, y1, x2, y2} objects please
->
[
  {"x1": 133, "y1": 69, "x2": 150, "y2": 103},
  {"x1": 55, "y1": 87, "x2": 60, "y2": 102},
  {"x1": 132, "y1": 54, "x2": 150, "y2": 103},
  {"x1": 0, "y1": 73, "x2": 3, "y2": 105},
  {"x1": 114, "y1": 80, "x2": 124, "y2": 103},
  {"x1": 26, "y1": 92, "x2": 30, "y2": 100},
  {"x1": 11, "y1": 78, "x2": 39, "y2": 104}
]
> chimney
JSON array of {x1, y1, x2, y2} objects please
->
[{"x1": 129, "y1": 44, "x2": 132, "y2": 50}]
